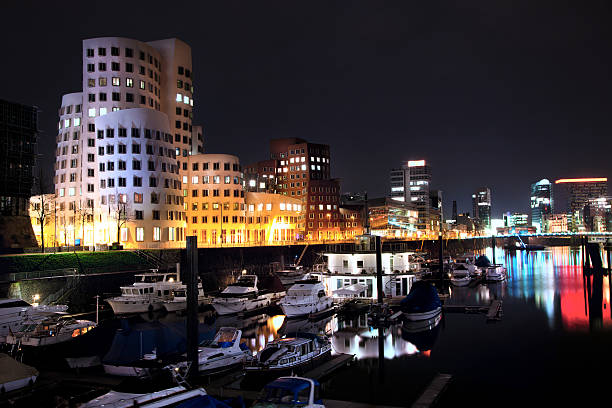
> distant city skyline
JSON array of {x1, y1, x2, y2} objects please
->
[{"x1": 1, "y1": 2, "x2": 611, "y2": 219}]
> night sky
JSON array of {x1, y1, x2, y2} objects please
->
[{"x1": 2, "y1": 1, "x2": 611, "y2": 218}]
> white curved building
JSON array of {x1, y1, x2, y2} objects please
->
[{"x1": 53, "y1": 37, "x2": 201, "y2": 248}]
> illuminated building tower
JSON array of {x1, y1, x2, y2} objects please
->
[
  {"x1": 53, "y1": 37, "x2": 200, "y2": 248},
  {"x1": 555, "y1": 178, "x2": 608, "y2": 231},
  {"x1": 389, "y1": 160, "x2": 433, "y2": 233},
  {"x1": 530, "y1": 179, "x2": 553, "y2": 232},
  {"x1": 472, "y1": 187, "x2": 492, "y2": 231},
  {"x1": 389, "y1": 168, "x2": 406, "y2": 201}
]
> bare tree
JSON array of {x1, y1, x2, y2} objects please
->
[
  {"x1": 76, "y1": 199, "x2": 94, "y2": 246},
  {"x1": 110, "y1": 191, "x2": 131, "y2": 245},
  {"x1": 30, "y1": 169, "x2": 53, "y2": 253}
]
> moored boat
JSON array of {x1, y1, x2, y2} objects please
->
[
  {"x1": 0, "y1": 298, "x2": 68, "y2": 343},
  {"x1": 79, "y1": 386, "x2": 210, "y2": 408},
  {"x1": 107, "y1": 271, "x2": 184, "y2": 315},
  {"x1": 162, "y1": 284, "x2": 211, "y2": 313},
  {"x1": 280, "y1": 279, "x2": 333, "y2": 318},
  {"x1": 212, "y1": 275, "x2": 285, "y2": 316},
  {"x1": 450, "y1": 266, "x2": 472, "y2": 286},
  {"x1": 485, "y1": 265, "x2": 507, "y2": 281},
  {"x1": 274, "y1": 264, "x2": 307, "y2": 286},
  {"x1": 6, "y1": 316, "x2": 96, "y2": 347},
  {"x1": 253, "y1": 376, "x2": 325, "y2": 408},
  {"x1": 400, "y1": 281, "x2": 442, "y2": 321},
  {"x1": 0, "y1": 353, "x2": 38, "y2": 394},
  {"x1": 246, "y1": 333, "x2": 331, "y2": 374}
]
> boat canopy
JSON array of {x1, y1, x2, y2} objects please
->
[
  {"x1": 475, "y1": 256, "x2": 492, "y2": 267},
  {"x1": 399, "y1": 281, "x2": 441, "y2": 314},
  {"x1": 333, "y1": 284, "x2": 366, "y2": 297}
]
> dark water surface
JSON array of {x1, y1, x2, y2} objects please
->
[{"x1": 228, "y1": 246, "x2": 612, "y2": 407}]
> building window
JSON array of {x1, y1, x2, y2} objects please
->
[
  {"x1": 135, "y1": 210, "x2": 143, "y2": 220},
  {"x1": 153, "y1": 226, "x2": 161, "y2": 241},
  {"x1": 134, "y1": 192, "x2": 143, "y2": 203}
]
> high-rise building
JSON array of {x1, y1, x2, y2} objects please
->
[
  {"x1": 530, "y1": 179, "x2": 553, "y2": 232},
  {"x1": 554, "y1": 178, "x2": 608, "y2": 231},
  {"x1": 53, "y1": 37, "x2": 201, "y2": 248},
  {"x1": 472, "y1": 187, "x2": 492, "y2": 231},
  {"x1": 503, "y1": 212, "x2": 529, "y2": 227},
  {"x1": 389, "y1": 168, "x2": 406, "y2": 201},
  {"x1": 390, "y1": 160, "x2": 432, "y2": 232},
  {"x1": 452, "y1": 200, "x2": 458, "y2": 222},
  {"x1": 0, "y1": 99, "x2": 39, "y2": 250}
]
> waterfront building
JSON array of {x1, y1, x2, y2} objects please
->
[
  {"x1": 0, "y1": 99, "x2": 39, "y2": 250},
  {"x1": 541, "y1": 213, "x2": 569, "y2": 233},
  {"x1": 389, "y1": 160, "x2": 432, "y2": 233},
  {"x1": 585, "y1": 197, "x2": 612, "y2": 232},
  {"x1": 503, "y1": 212, "x2": 529, "y2": 227},
  {"x1": 368, "y1": 197, "x2": 418, "y2": 238},
  {"x1": 312, "y1": 238, "x2": 417, "y2": 300},
  {"x1": 554, "y1": 178, "x2": 608, "y2": 231},
  {"x1": 243, "y1": 159, "x2": 277, "y2": 193},
  {"x1": 244, "y1": 192, "x2": 302, "y2": 244},
  {"x1": 53, "y1": 37, "x2": 200, "y2": 248},
  {"x1": 472, "y1": 187, "x2": 492, "y2": 232},
  {"x1": 29, "y1": 194, "x2": 57, "y2": 249},
  {"x1": 530, "y1": 179, "x2": 553, "y2": 232}
]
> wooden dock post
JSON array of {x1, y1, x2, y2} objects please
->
[{"x1": 185, "y1": 235, "x2": 199, "y2": 381}]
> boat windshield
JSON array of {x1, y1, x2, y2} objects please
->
[
  {"x1": 231, "y1": 276, "x2": 256, "y2": 287},
  {"x1": 139, "y1": 275, "x2": 163, "y2": 283},
  {"x1": 260, "y1": 387, "x2": 311, "y2": 406}
]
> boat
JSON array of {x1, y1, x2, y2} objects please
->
[
  {"x1": 0, "y1": 298, "x2": 68, "y2": 343},
  {"x1": 5, "y1": 315, "x2": 96, "y2": 347},
  {"x1": 167, "y1": 327, "x2": 251, "y2": 375},
  {"x1": 0, "y1": 353, "x2": 38, "y2": 393},
  {"x1": 453, "y1": 255, "x2": 479, "y2": 277},
  {"x1": 246, "y1": 333, "x2": 331, "y2": 374},
  {"x1": 212, "y1": 275, "x2": 285, "y2": 316},
  {"x1": 450, "y1": 266, "x2": 472, "y2": 287},
  {"x1": 274, "y1": 264, "x2": 307, "y2": 286},
  {"x1": 484, "y1": 265, "x2": 507, "y2": 282},
  {"x1": 162, "y1": 284, "x2": 211, "y2": 313},
  {"x1": 79, "y1": 386, "x2": 214, "y2": 408},
  {"x1": 107, "y1": 270, "x2": 184, "y2": 315},
  {"x1": 253, "y1": 377, "x2": 325, "y2": 408},
  {"x1": 399, "y1": 281, "x2": 442, "y2": 321},
  {"x1": 280, "y1": 279, "x2": 333, "y2": 318}
]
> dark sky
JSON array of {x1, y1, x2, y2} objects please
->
[{"x1": 2, "y1": 1, "x2": 612, "y2": 218}]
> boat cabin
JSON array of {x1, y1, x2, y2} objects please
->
[{"x1": 254, "y1": 377, "x2": 323, "y2": 408}]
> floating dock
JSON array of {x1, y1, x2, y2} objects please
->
[{"x1": 411, "y1": 373, "x2": 452, "y2": 408}]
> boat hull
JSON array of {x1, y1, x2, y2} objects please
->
[
  {"x1": 245, "y1": 347, "x2": 331, "y2": 375},
  {"x1": 0, "y1": 375, "x2": 37, "y2": 393},
  {"x1": 212, "y1": 293, "x2": 280, "y2": 316},
  {"x1": 107, "y1": 298, "x2": 164, "y2": 315},
  {"x1": 403, "y1": 307, "x2": 442, "y2": 321},
  {"x1": 450, "y1": 278, "x2": 471, "y2": 287},
  {"x1": 280, "y1": 298, "x2": 334, "y2": 318}
]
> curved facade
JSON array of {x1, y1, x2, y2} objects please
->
[
  {"x1": 185, "y1": 154, "x2": 245, "y2": 245},
  {"x1": 94, "y1": 109, "x2": 185, "y2": 248},
  {"x1": 53, "y1": 37, "x2": 200, "y2": 248},
  {"x1": 54, "y1": 92, "x2": 83, "y2": 246}
]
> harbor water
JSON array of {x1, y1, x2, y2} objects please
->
[{"x1": 5, "y1": 245, "x2": 612, "y2": 407}]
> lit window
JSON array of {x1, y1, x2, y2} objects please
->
[
  {"x1": 64, "y1": 119, "x2": 70, "y2": 128},
  {"x1": 112, "y1": 77, "x2": 120, "y2": 86},
  {"x1": 120, "y1": 227, "x2": 128, "y2": 242},
  {"x1": 88, "y1": 108, "x2": 96, "y2": 117},
  {"x1": 249, "y1": 204, "x2": 254, "y2": 212},
  {"x1": 327, "y1": 205, "x2": 331, "y2": 210},
  {"x1": 249, "y1": 180, "x2": 256, "y2": 187},
  {"x1": 257, "y1": 204, "x2": 263, "y2": 211},
  {"x1": 126, "y1": 78, "x2": 133, "y2": 87},
  {"x1": 190, "y1": 99, "x2": 193, "y2": 107},
  {"x1": 68, "y1": 187, "x2": 75, "y2": 196},
  {"x1": 280, "y1": 203, "x2": 286, "y2": 211},
  {"x1": 74, "y1": 118, "x2": 81, "y2": 126},
  {"x1": 176, "y1": 93, "x2": 182, "y2": 102},
  {"x1": 59, "y1": 188, "x2": 65, "y2": 197},
  {"x1": 259, "y1": 182, "x2": 265, "y2": 189},
  {"x1": 301, "y1": 164, "x2": 306, "y2": 171},
  {"x1": 99, "y1": 107, "x2": 107, "y2": 116},
  {"x1": 317, "y1": 165, "x2": 321, "y2": 170},
  {"x1": 153, "y1": 227, "x2": 161, "y2": 241},
  {"x1": 140, "y1": 80, "x2": 146, "y2": 90},
  {"x1": 319, "y1": 204, "x2": 323, "y2": 210},
  {"x1": 182, "y1": 176, "x2": 188, "y2": 183},
  {"x1": 191, "y1": 176, "x2": 199, "y2": 184},
  {"x1": 136, "y1": 227, "x2": 144, "y2": 242},
  {"x1": 266, "y1": 203, "x2": 272, "y2": 211},
  {"x1": 183, "y1": 95, "x2": 190, "y2": 104}
]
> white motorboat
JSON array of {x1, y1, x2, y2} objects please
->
[
  {"x1": 253, "y1": 377, "x2": 325, "y2": 408},
  {"x1": 450, "y1": 267, "x2": 472, "y2": 287},
  {"x1": 280, "y1": 279, "x2": 334, "y2": 318},
  {"x1": 162, "y1": 284, "x2": 211, "y2": 313},
  {"x1": 485, "y1": 265, "x2": 507, "y2": 281},
  {"x1": 212, "y1": 275, "x2": 285, "y2": 316},
  {"x1": 6, "y1": 316, "x2": 96, "y2": 347},
  {"x1": 246, "y1": 333, "x2": 331, "y2": 374},
  {"x1": 167, "y1": 327, "x2": 250, "y2": 375},
  {"x1": 454, "y1": 255, "x2": 479, "y2": 277},
  {"x1": 0, "y1": 353, "x2": 38, "y2": 393},
  {"x1": 274, "y1": 264, "x2": 307, "y2": 286},
  {"x1": 0, "y1": 298, "x2": 68, "y2": 343},
  {"x1": 80, "y1": 386, "x2": 208, "y2": 408},
  {"x1": 107, "y1": 271, "x2": 184, "y2": 315}
]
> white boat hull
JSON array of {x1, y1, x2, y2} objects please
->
[
  {"x1": 0, "y1": 375, "x2": 37, "y2": 393},
  {"x1": 103, "y1": 364, "x2": 150, "y2": 377},
  {"x1": 403, "y1": 307, "x2": 442, "y2": 321},
  {"x1": 280, "y1": 298, "x2": 334, "y2": 318},
  {"x1": 450, "y1": 277, "x2": 471, "y2": 287},
  {"x1": 212, "y1": 293, "x2": 281, "y2": 316},
  {"x1": 485, "y1": 266, "x2": 507, "y2": 281},
  {"x1": 107, "y1": 298, "x2": 164, "y2": 315}
]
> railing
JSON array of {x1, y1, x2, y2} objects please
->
[{"x1": 5, "y1": 268, "x2": 78, "y2": 282}]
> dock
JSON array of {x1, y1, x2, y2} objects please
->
[
  {"x1": 303, "y1": 353, "x2": 354, "y2": 380},
  {"x1": 486, "y1": 300, "x2": 503, "y2": 321},
  {"x1": 411, "y1": 373, "x2": 452, "y2": 408},
  {"x1": 441, "y1": 299, "x2": 503, "y2": 321}
]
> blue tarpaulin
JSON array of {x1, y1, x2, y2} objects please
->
[{"x1": 399, "y1": 281, "x2": 441, "y2": 314}]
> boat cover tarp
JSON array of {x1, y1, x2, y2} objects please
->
[
  {"x1": 399, "y1": 281, "x2": 441, "y2": 314},
  {"x1": 0, "y1": 353, "x2": 38, "y2": 384},
  {"x1": 102, "y1": 320, "x2": 213, "y2": 365},
  {"x1": 333, "y1": 284, "x2": 366, "y2": 297},
  {"x1": 475, "y1": 256, "x2": 492, "y2": 267}
]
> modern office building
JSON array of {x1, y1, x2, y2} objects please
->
[
  {"x1": 53, "y1": 37, "x2": 201, "y2": 248},
  {"x1": 0, "y1": 99, "x2": 39, "y2": 250},
  {"x1": 243, "y1": 159, "x2": 277, "y2": 193},
  {"x1": 503, "y1": 212, "x2": 529, "y2": 227},
  {"x1": 530, "y1": 179, "x2": 553, "y2": 232},
  {"x1": 389, "y1": 168, "x2": 406, "y2": 201},
  {"x1": 541, "y1": 213, "x2": 569, "y2": 233},
  {"x1": 368, "y1": 197, "x2": 418, "y2": 238},
  {"x1": 472, "y1": 187, "x2": 492, "y2": 231},
  {"x1": 389, "y1": 160, "x2": 432, "y2": 233},
  {"x1": 554, "y1": 178, "x2": 608, "y2": 231}
]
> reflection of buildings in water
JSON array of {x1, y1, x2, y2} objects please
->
[
  {"x1": 280, "y1": 315, "x2": 334, "y2": 337},
  {"x1": 447, "y1": 284, "x2": 494, "y2": 305},
  {"x1": 213, "y1": 313, "x2": 284, "y2": 354},
  {"x1": 331, "y1": 314, "x2": 419, "y2": 359},
  {"x1": 504, "y1": 246, "x2": 612, "y2": 331}
]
